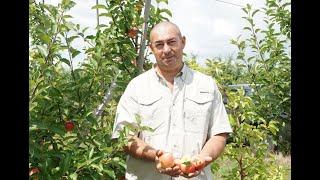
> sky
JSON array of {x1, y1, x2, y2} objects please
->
[{"x1": 36, "y1": 0, "x2": 266, "y2": 67}]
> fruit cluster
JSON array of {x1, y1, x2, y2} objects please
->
[{"x1": 158, "y1": 153, "x2": 206, "y2": 175}]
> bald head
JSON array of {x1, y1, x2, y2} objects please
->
[{"x1": 150, "y1": 21, "x2": 182, "y2": 42}]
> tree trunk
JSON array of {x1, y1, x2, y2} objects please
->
[
  {"x1": 96, "y1": 0, "x2": 100, "y2": 27},
  {"x1": 137, "y1": 0, "x2": 151, "y2": 74}
]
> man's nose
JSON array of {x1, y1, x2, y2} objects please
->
[{"x1": 163, "y1": 43, "x2": 171, "y2": 54}]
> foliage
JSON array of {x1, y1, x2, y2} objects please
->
[
  {"x1": 29, "y1": 0, "x2": 171, "y2": 179},
  {"x1": 186, "y1": 0, "x2": 291, "y2": 178},
  {"x1": 231, "y1": 0, "x2": 291, "y2": 155},
  {"x1": 29, "y1": 0, "x2": 290, "y2": 179}
]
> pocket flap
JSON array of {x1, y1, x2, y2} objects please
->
[
  {"x1": 186, "y1": 91, "x2": 214, "y2": 104},
  {"x1": 139, "y1": 96, "x2": 162, "y2": 106}
]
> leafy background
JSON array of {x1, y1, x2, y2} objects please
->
[{"x1": 29, "y1": 0, "x2": 290, "y2": 179}]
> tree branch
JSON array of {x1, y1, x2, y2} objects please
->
[{"x1": 137, "y1": 0, "x2": 151, "y2": 74}]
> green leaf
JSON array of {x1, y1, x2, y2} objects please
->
[
  {"x1": 69, "y1": 173, "x2": 78, "y2": 180},
  {"x1": 252, "y1": 9, "x2": 259, "y2": 17},
  {"x1": 39, "y1": 34, "x2": 51, "y2": 44},
  {"x1": 93, "y1": 139, "x2": 102, "y2": 147},
  {"x1": 85, "y1": 35, "x2": 96, "y2": 40},
  {"x1": 241, "y1": 7, "x2": 248, "y2": 14},
  {"x1": 76, "y1": 157, "x2": 100, "y2": 169},
  {"x1": 61, "y1": 152, "x2": 71, "y2": 173},
  {"x1": 141, "y1": 126, "x2": 154, "y2": 132},
  {"x1": 67, "y1": 35, "x2": 79, "y2": 43},
  {"x1": 60, "y1": 58, "x2": 71, "y2": 66},
  {"x1": 37, "y1": 45, "x2": 48, "y2": 58},
  {"x1": 90, "y1": 164, "x2": 103, "y2": 172},
  {"x1": 243, "y1": 27, "x2": 251, "y2": 31},
  {"x1": 78, "y1": 32, "x2": 84, "y2": 37},
  {"x1": 62, "y1": 0, "x2": 76, "y2": 9},
  {"x1": 156, "y1": 0, "x2": 168, "y2": 4},
  {"x1": 91, "y1": 4, "x2": 107, "y2": 10},
  {"x1": 135, "y1": 114, "x2": 142, "y2": 125},
  {"x1": 246, "y1": 4, "x2": 251, "y2": 11},
  {"x1": 50, "y1": 124, "x2": 66, "y2": 135},
  {"x1": 89, "y1": 147, "x2": 94, "y2": 159},
  {"x1": 103, "y1": 169, "x2": 116, "y2": 179},
  {"x1": 72, "y1": 50, "x2": 81, "y2": 58},
  {"x1": 99, "y1": 13, "x2": 112, "y2": 17},
  {"x1": 78, "y1": 76, "x2": 91, "y2": 84},
  {"x1": 160, "y1": 9, "x2": 172, "y2": 17},
  {"x1": 49, "y1": 87, "x2": 63, "y2": 97},
  {"x1": 63, "y1": 14, "x2": 73, "y2": 19},
  {"x1": 65, "y1": 21, "x2": 76, "y2": 30}
]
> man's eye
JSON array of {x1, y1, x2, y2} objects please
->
[
  {"x1": 155, "y1": 44, "x2": 164, "y2": 48},
  {"x1": 168, "y1": 41, "x2": 177, "y2": 46}
]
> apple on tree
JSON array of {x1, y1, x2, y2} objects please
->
[
  {"x1": 64, "y1": 120, "x2": 75, "y2": 132},
  {"x1": 127, "y1": 27, "x2": 139, "y2": 38}
]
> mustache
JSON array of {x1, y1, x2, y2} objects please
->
[{"x1": 162, "y1": 55, "x2": 174, "y2": 59}]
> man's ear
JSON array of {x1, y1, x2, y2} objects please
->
[
  {"x1": 181, "y1": 36, "x2": 186, "y2": 49},
  {"x1": 149, "y1": 42, "x2": 155, "y2": 53}
]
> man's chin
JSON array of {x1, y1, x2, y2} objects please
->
[{"x1": 163, "y1": 58, "x2": 176, "y2": 65}]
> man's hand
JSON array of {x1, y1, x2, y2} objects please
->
[
  {"x1": 179, "y1": 155, "x2": 212, "y2": 178},
  {"x1": 155, "y1": 150, "x2": 181, "y2": 177}
]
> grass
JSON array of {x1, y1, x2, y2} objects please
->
[
  {"x1": 274, "y1": 152, "x2": 291, "y2": 180},
  {"x1": 211, "y1": 152, "x2": 291, "y2": 179}
]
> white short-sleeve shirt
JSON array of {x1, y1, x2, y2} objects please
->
[{"x1": 112, "y1": 63, "x2": 233, "y2": 180}]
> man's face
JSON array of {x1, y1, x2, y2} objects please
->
[{"x1": 150, "y1": 26, "x2": 186, "y2": 71}]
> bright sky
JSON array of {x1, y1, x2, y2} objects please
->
[{"x1": 36, "y1": 0, "x2": 266, "y2": 67}]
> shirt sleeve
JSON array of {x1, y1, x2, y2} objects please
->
[
  {"x1": 111, "y1": 80, "x2": 140, "y2": 139},
  {"x1": 207, "y1": 78, "x2": 233, "y2": 138}
]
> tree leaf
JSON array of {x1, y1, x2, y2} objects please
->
[
  {"x1": 67, "y1": 35, "x2": 79, "y2": 43},
  {"x1": 103, "y1": 169, "x2": 116, "y2": 179},
  {"x1": 37, "y1": 45, "x2": 48, "y2": 58},
  {"x1": 85, "y1": 35, "x2": 96, "y2": 40},
  {"x1": 39, "y1": 34, "x2": 51, "y2": 44},
  {"x1": 160, "y1": 9, "x2": 172, "y2": 17},
  {"x1": 72, "y1": 50, "x2": 81, "y2": 58},
  {"x1": 91, "y1": 4, "x2": 107, "y2": 10},
  {"x1": 252, "y1": 9, "x2": 259, "y2": 17},
  {"x1": 99, "y1": 13, "x2": 112, "y2": 17},
  {"x1": 241, "y1": 7, "x2": 248, "y2": 14},
  {"x1": 156, "y1": 0, "x2": 168, "y2": 4},
  {"x1": 243, "y1": 27, "x2": 251, "y2": 31},
  {"x1": 63, "y1": 14, "x2": 73, "y2": 19},
  {"x1": 89, "y1": 147, "x2": 94, "y2": 159},
  {"x1": 61, "y1": 152, "x2": 71, "y2": 173},
  {"x1": 61, "y1": 58, "x2": 71, "y2": 66},
  {"x1": 76, "y1": 157, "x2": 100, "y2": 169}
]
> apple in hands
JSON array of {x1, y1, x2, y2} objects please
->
[{"x1": 155, "y1": 150, "x2": 181, "y2": 177}]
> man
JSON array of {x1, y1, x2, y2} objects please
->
[{"x1": 112, "y1": 21, "x2": 232, "y2": 179}]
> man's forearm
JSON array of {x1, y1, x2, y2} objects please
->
[
  {"x1": 199, "y1": 133, "x2": 228, "y2": 166},
  {"x1": 124, "y1": 136, "x2": 158, "y2": 162}
]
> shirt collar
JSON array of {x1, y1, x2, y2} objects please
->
[{"x1": 152, "y1": 63, "x2": 188, "y2": 83}]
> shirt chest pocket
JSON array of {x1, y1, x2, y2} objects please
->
[
  {"x1": 138, "y1": 95, "x2": 165, "y2": 135},
  {"x1": 184, "y1": 92, "x2": 214, "y2": 133}
]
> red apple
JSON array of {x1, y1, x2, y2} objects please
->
[
  {"x1": 64, "y1": 120, "x2": 75, "y2": 132},
  {"x1": 127, "y1": 27, "x2": 138, "y2": 38},
  {"x1": 29, "y1": 167, "x2": 40, "y2": 176},
  {"x1": 159, "y1": 152, "x2": 175, "y2": 168},
  {"x1": 180, "y1": 156, "x2": 196, "y2": 174}
]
